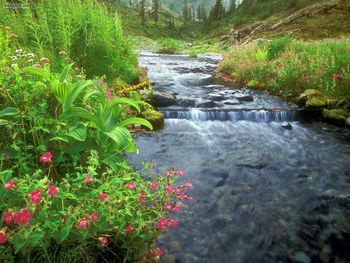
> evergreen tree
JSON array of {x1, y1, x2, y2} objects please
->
[
  {"x1": 201, "y1": 4, "x2": 207, "y2": 21},
  {"x1": 139, "y1": 0, "x2": 146, "y2": 26},
  {"x1": 208, "y1": 0, "x2": 225, "y2": 22},
  {"x1": 182, "y1": 0, "x2": 189, "y2": 23},
  {"x1": 152, "y1": 0, "x2": 159, "y2": 23},
  {"x1": 197, "y1": 5, "x2": 202, "y2": 21}
]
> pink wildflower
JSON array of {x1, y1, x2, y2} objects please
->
[
  {"x1": 156, "y1": 218, "x2": 169, "y2": 231},
  {"x1": 169, "y1": 218, "x2": 179, "y2": 228},
  {"x1": 83, "y1": 173, "x2": 93, "y2": 184},
  {"x1": 2, "y1": 211, "x2": 14, "y2": 225},
  {"x1": 164, "y1": 201, "x2": 172, "y2": 211},
  {"x1": 78, "y1": 218, "x2": 89, "y2": 229},
  {"x1": 105, "y1": 88, "x2": 113, "y2": 101},
  {"x1": 150, "y1": 182, "x2": 158, "y2": 190},
  {"x1": 165, "y1": 185, "x2": 174, "y2": 196},
  {"x1": 90, "y1": 213, "x2": 99, "y2": 222},
  {"x1": 126, "y1": 182, "x2": 136, "y2": 190},
  {"x1": 39, "y1": 151, "x2": 52, "y2": 163},
  {"x1": 98, "y1": 192, "x2": 108, "y2": 201},
  {"x1": 173, "y1": 204, "x2": 182, "y2": 213},
  {"x1": 156, "y1": 247, "x2": 165, "y2": 257},
  {"x1": 183, "y1": 179, "x2": 193, "y2": 190},
  {"x1": 4, "y1": 180, "x2": 15, "y2": 190},
  {"x1": 28, "y1": 189, "x2": 42, "y2": 204},
  {"x1": 33, "y1": 63, "x2": 41, "y2": 68},
  {"x1": 98, "y1": 236, "x2": 109, "y2": 246},
  {"x1": 48, "y1": 185, "x2": 59, "y2": 196},
  {"x1": 139, "y1": 191, "x2": 146, "y2": 204},
  {"x1": 332, "y1": 73, "x2": 340, "y2": 80},
  {"x1": 125, "y1": 225, "x2": 134, "y2": 234},
  {"x1": 0, "y1": 228, "x2": 7, "y2": 244},
  {"x1": 13, "y1": 209, "x2": 32, "y2": 225},
  {"x1": 40, "y1": 57, "x2": 49, "y2": 63},
  {"x1": 177, "y1": 169, "x2": 184, "y2": 177}
]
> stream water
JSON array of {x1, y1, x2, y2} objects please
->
[{"x1": 129, "y1": 52, "x2": 350, "y2": 263}]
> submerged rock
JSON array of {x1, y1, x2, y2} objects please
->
[
  {"x1": 234, "y1": 93, "x2": 254, "y2": 102},
  {"x1": 222, "y1": 99, "x2": 241, "y2": 105},
  {"x1": 196, "y1": 100, "x2": 220, "y2": 108},
  {"x1": 281, "y1": 121, "x2": 293, "y2": 130},
  {"x1": 177, "y1": 98, "x2": 196, "y2": 107},
  {"x1": 322, "y1": 109, "x2": 349, "y2": 126},
  {"x1": 151, "y1": 92, "x2": 176, "y2": 107},
  {"x1": 207, "y1": 94, "x2": 226, "y2": 101}
]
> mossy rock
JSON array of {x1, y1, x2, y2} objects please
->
[
  {"x1": 346, "y1": 117, "x2": 350, "y2": 126},
  {"x1": 299, "y1": 89, "x2": 322, "y2": 98},
  {"x1": 142, "y1": 110, "x2": 164, "y2": 130},
  {"x1": 306, "y1": 97, "x2": 327, "y2": 108},
  {"x1": 322, "y1": 109, "x2": 349, "y2": 126}
]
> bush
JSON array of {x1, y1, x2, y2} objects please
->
[
  {"x1": 0, "y1": 0, "x2": 138, "y2": 83},
  {"x1": 155, "y1": 38, "x2": 181, "y2": 54},
  {"x1": 0, "y1": 29, "x2": 191, "y2": 262},
  {"x1": 219, "y1": 38, "x2": 350, "y2": 98}
]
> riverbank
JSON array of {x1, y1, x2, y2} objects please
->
[{"x1": 217, "y1": 37, "x2": 350, "y2": 126}]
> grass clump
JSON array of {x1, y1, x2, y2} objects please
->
[
  {"x1": 219, "y1": 37, "x2": 350, "y2": 100},
  {"x1": 0, "y1": 0, "x2": 138, "y2": 83},
  {"x1": 155, "y1": 38, "x2": 181, "y2": 54}
]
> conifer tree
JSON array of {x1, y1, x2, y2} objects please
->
[
  {"x1": 197, "y1": 5, "x2": 202, "y2": 21},
  {"x1": 182, "y1": 0, "x2": 189, "y2": 23},
  {"x1": 152, "y1": 0, "x2": 159, "y2": 23},
  {"x1": 139, "y1": 0, "x2": 146, "y2": 26}
]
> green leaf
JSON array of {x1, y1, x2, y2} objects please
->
[
  {"x1": 67, "y1": 122, "x2": 86, "y2": 141},
  {"x1": 61, "y1": 107, "x2": 101, "y2": 129},
  {"x1": 13, "y1": 236, "x2": 27, "y2": 254},
  {"x1": 23, "y1": 66, "x2": 50, "y2": 79},
  {"x1": 59, "y1": 63, "x2": 74, "y2": 83},
  {"x1": 119, "y1": 117, "x2": 153, "y2": 130},
  {"x1": 52, "y1": 81, "x2": 71, "y2": 105},
  {"x1": 102, "y1": 153, "x2": 129, "y2": 171},
  {"x1": 63, "y1": 80, "x2": 95, "y2": 112},
  {"x1": 50, "y1": 136, "x2": 69, "y2": 142},
  {"x1": 0, "y1": 107, "x2": 20, "y2": 118},
  {"x1": 60, "y1": 227, "x2": 70, "y2": 242},
  {"x1": 27, "y1": 230, "x2": 44, "y2": 245},
  {"x1": 107, "y1": 98, "x2": 141, "y2": 113},
  {"x1": 104, "y1": 126, "x2": 132, "y2": 150}
]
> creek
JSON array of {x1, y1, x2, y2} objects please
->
[{"x1": 128, "y1": 51, "x2": 350, "y2": 263}]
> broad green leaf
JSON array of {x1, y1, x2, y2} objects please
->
[
  {"x1": 67, "y1": 122, "x2": 86, "y2": 141},
  {"x1": 27, "y1": 230, "x2": 44, "y2": 245},
  {"x1": 104, "y1": 126, "x2": 132, "y2": 150},
  {"x1": 119, "y1": 117, "x2": 153, "y2": 130},
  {"x1": 52, "y1": 81, "x2": 71, "y2": 105},
  {"x1": 23, "y1": 66, "x2": 50, "y2": 79},
  {"x1": 50, "y1": 136, "x2": 69, "y2": 142},
  {"x1": 61, "y1": 107, "x2": 101, "y2": 129},
  {"x1": 102, "y1": 153, "x2": 130, "y2": 171},
  {"x1": 63, "y1": 80, "x2": 94, "y2": 111},
  {"x1": 60, "y1": 227, "x2": 70, "y2": 242},
  {"x1": 107, "y1": 98, "x2": 141, "y2": 113},
  {"x1": 59, "y1": 63, "x2": 74, "y2": 83},
  {"x1": 0, "y1": 107, "x2": 20, "y2": 118},
  {"x1": 13, "y1": 236, "x2": 27, "y2": 254}
]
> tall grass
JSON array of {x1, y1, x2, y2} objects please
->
[
  {"x1": 219, "y1": 37, "x2": 350, "y2": 98},
  {"x1": 0, "y1": 0, "x2": 137, "y2": 82}
]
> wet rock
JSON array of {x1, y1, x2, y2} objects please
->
[
  {"x1": 281, "y1": 121, "x2": 293, "y2": 130},
  {"x1": 322, "y1": 109, "x2": 349, "y2": 126},
  {"x1": 141, "y1": 110, "x2": 164, "y2": 130},
  {"x1": 222, "y1": 99, "x2": 241, "y2": 105},
  {"x1": 306, "y1": 97, "x2": 326, "y2": 108},
  {"x1": 291, "y1": 251, "x2": 311, "y2": 263},
  {"x1": 169, "y1": 240, "x2": 182, "y2": 252},
  {"x1": 299, "y1": 89, "x2": 322, "y2": 99},
  {"x1": 347, "y1": 117, "x2": 350, "y2": 126},
  {"x1": 196, "y1": 100, "x2": 220, "y2": 108},
  {"x1": 204, "y1": 85, "x2": 225, "y2": 89},
  {"x1": 234, "y1": 93, "x2": 254, "y2": 102},
  {"x1": 319, "y1": 245, "x2": 332, "y2": 263},
  {"x1": 177, "y1": 98, "x2": 196, "y2": 107},
  {"x1": 151, "y1": 92, "x2": 176, "y2": 107},
  {"x1": 207, "y1": 94, "x2": 226, "y2": 101}
]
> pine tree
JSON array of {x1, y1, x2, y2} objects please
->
[
  {"x1": 139, "y1": 0, "x2": 146, "y2": 26},
  {"x1": 152, "y1": 0, "x2": 159, "y2": 23},
  {"x1": 182, "y1": 0, "x2": 189, "y2": 23},
  {"x1": 197, "y1": 5, "x2": 202, "y2": 21},
  {"x1": 201, "y1": 4, "x2": 207, "y2": 21},
  {"x1": 209, "y1": 0, "x2": 225, "y2": 22}
]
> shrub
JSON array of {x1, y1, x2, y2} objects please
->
[
  {"x1": 155, "y1": 38, "x2": 181, "y2": 54},
  {"x1": 219, "y1": 38, "x2": 350, "y2": 98},
  {"x1": 189, "y1": 50, "x2": 198, "y2": 58},
  {"x1": 0, "y1": 29, "x2": 191, "y2": 262},
  {"x1": 0, "y1": 0, "x2": 138, "y2": 83}
]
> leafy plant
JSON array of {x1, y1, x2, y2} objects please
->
[{"x1": 155, "y1": 38, "x2": 181, "y2": 54}]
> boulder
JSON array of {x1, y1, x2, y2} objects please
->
[
  {"x1": 234, "y1": 93, "x2": 254, "y2": 102},
  {"x1": 281, "y1": 122, "x2": 293, "y2": 130},
  {"x1": 142, "y1": 110, "x2": 164, "y2": 130},
  {"x1": 196, "y1": 100, "x2": 220, "y2": 108},
  {"x1": 207, "y1": 94, "x2": 226, "y2": 101},
  {"x1": 306, "y1": 97, "x2": 326, "y2": 108},
  {"x1": 346, "y1": 117, "x2": 350, "y2": 126},
  {"x1": 222, "y1": 99, "x2": 241, "y2": 105},
  {"x1": 322, "y1": 109, "x2": 349, "y2": 126},
  {"x1": 177, "y1": 98, "x2": 196, "y2": 107},
  {"x1": 150, "y1": 92, "x2": 176, "y2": 107}
]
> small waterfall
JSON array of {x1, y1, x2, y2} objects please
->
[{"x1": 162, "y1": 109, "x2": 298, "y2": 122}]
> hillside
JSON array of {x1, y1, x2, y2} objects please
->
[{"x1": 203, "y1": 0, "x2": 350, "y2": 44}]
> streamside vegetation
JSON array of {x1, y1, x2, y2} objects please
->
[{"x1": 0, "y1": 0, "x2": 192, "y2": 261}]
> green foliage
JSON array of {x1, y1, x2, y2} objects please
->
[
  {"x1": 189, "y1": 50, "x2": 198, "y2": 58},
  {"x1": 219, "y1": 38, "x2": 350, "y2": 98},
  {"x1": 0, "y1": 0, "x2": 138, "y2": 83},
  {"x1": 155, "y1": 38, "x2": 182, "y2": 54},
  {"x1": 0, "y1": 29, "x2": 191, "y2": 262}
]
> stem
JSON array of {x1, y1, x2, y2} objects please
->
[{"x1": 40, "y1": 240, "x2": 52, "y2": 263}]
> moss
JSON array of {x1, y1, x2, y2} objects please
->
[
  {"x1": 306, "y1": 97, "x2": 326, "y2": 108},
  {"x1": 299, "y1": 89, "x2": 322, "y2": 98},
  {"x1": 322, "y1": 109, "x2": 349, "y2": 125},
  {"x1": 142, "y1": 110, "x2": 164, "y2": 130}
]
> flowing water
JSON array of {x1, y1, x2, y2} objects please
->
[{"x1": 129, "y1": 52, "x2": 350, "y2": 263}]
